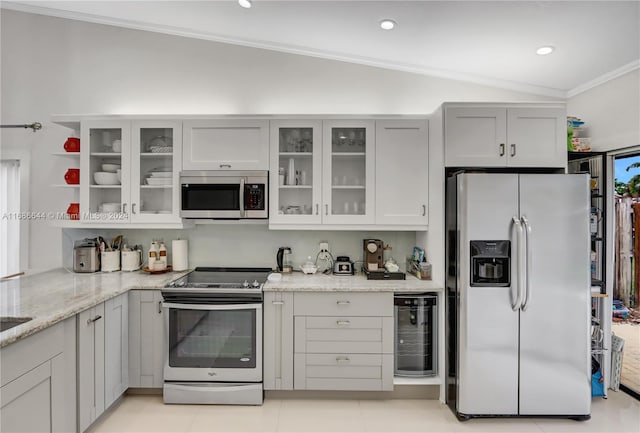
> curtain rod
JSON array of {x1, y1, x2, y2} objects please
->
[{"x1": 0, "y1": 122, "x2": 42, "y2": 132}]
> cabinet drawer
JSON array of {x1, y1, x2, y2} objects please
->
[
  {"x1": 305, "y1": 316, "x2": 382, "y2": 329},
  {"x1": 295, "y1": 316, "x2": 393, "y2": 354},
  {"x1": 294, "y1": 292, "x2": 392, "y2": 316},
  {"x1": 294, "y1": 353, "x2": 393, "y2": 391}
]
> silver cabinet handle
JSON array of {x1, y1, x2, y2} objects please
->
[
  {"x1": 510, "y1": 143, "x2": 516, "y2": 157},
  {"x1": 87, "y1": 315, "x2": 102, "y2": 325},
  {"x1": 520, "y1": 216, "x2": 532, "y2": 311},
  {"x1": 511, "y1": 216, "x2": 523, "y2": 311},
  {"x1": 158, "y1": 301, "x2": 162, "y2": 314},
  {"x1": 132, "y1": 203, "x2": 136, "y2": 214},
  {"x1": 336, "y1": 356, "x2": 350, "y2": 363},
  {"x1": 122, "y1": 203, "x2": 127, "y2": 214},
  {"x1": 219, "y1": 164, "x2": 231, "y2": 168},
  {"x1": 316, "y1": 204, "x2": 319, "y2": 215},
  {"x1": 336, "y1": 320, "x2": 351, "y2": 326},
  {"x1": 422, "y1": 204, "x2": 426, "y2": 216},
  {"x1": 336, "y1": 300, "x2": 350, "y2": 305},
  {"x1": 499, "y1": 143, "x2": 505, "y2": 156},
  {"x1": 272, "y1": 301, "x2": 285, "y2": 305},
  {"x1": 325, "y1": 204, "x2": 328, "y2": 215}
]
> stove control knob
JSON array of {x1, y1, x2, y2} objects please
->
[
  {"x1": 179, "y1": 281, "x2": 186, "y2": 287},
  {"x1": 242, "y1": 280, "x2": 250, "y2": 288},
  {"x1": 252, "y1": 280, "x2": 260, "y2": 288}
]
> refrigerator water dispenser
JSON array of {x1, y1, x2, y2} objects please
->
[{"x1": 470, "y1": 240, "x2": 510, "y2": 287}]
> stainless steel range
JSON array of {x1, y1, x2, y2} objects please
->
[{"x1": 161, "y1": 267, "x2": 271, "y2": 405}]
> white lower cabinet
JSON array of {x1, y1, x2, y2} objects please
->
[
  {"x1": 0, "y1": 318, "x2": 76, "y2": 433},
  {"x1": 78, "y1": 293, "x2": 128, "y2": 432},
  {"x1": 128, "y1": 290, "x2": 165, "y2": 388},
  {"x1": 105, "y1": 293, "x2": 129, "y2": 407},
  {"x1": 292, "y1": 292, "x2": 394, "y2": 391},
  {"x1": 263, "y1": 292, "x2": 294, "y2": 390}
]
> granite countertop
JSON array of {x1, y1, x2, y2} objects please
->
[
  {"x1": 1, "y1": 267, "x2": 442, "y2": 348},
  {"x1": 263, "y1": 271, "x2": 442, "y2": 292},
  {"x1": 0, "y1": 268, "x2": 189, "y2": 348}
]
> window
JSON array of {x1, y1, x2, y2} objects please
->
[{"x1": 1, "y1": 159, "x2": 20, "y2": 277}]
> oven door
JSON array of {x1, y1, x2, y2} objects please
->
[{"x1": 163, "y1": 302, "x2": 262, "y2": 382}]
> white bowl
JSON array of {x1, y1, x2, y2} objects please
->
[
  {"x1": 94, "y1": 171, "x2": 120, "y2": 185},
  {"x1": 101, "y1": 163, "x2": 121, "y2": 173},
  {"x1": 301, "y1": 264, "x2": 318, "y2": 275},
  {"x1": 99, "y1": 202, "x2": 121, "y2": 212}
]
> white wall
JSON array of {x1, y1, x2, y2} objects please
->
[
  {"x1": 567, "y1": 70, "x2": 640, "y2": 151},
  {"x1": 1, "y1": 9, "x2": 556, "y2": 272}
]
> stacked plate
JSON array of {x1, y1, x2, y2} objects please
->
[{"x1": 145, "y1": 168, "x2": 173, "y2": 186}]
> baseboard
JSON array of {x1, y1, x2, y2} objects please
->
[{"x1": 266, "y1": 385, "x2": 439, "y2": 400}]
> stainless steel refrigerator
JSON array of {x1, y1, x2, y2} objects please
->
[{"x1": 445, "y1": 172, "x2": 591, "y2": 420}]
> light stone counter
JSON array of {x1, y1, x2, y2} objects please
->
[
  {"x1": 0, "y1": 268, "x2": 189, "y2": 348},
  {"x1": 263, "y1": 271, "x2": 442, "y2": 292}
]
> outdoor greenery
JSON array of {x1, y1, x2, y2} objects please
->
[{"x1": 616, "y1": 162, "x2": 640, "y2": 196}]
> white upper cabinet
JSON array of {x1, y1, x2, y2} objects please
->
[
  {"x1": 444, "y1": 104, "x2": 566, "y2": 168},
  {"x1": 375, "y1": 119, "x2": 429, "y2": 226},
  {"x1": 131, "y1": 120, "x2": 182, "y2": 223},
  {"x1": 269, "y1": 120, "x2": 323, "y2": 225},
  {"x1": 80, "y1": 119, "x2": 182, "y2": 225},
  {"x1": 182, "y1": 119, "x2": 269, "y2": 171},
  {"x1": 322, "y1": 120, "x2": 375, "y2": 225}
]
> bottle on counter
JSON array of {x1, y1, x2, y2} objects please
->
[{"x1": 159, "y1": 242, "x2": 168, "y2": 270}]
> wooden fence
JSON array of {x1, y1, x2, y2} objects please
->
[{"x1": 614, "y1": 196, "x2": 640, "y2": 307}]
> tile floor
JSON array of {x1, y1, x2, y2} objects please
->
[{"x1": 88, "y1": 391, "x2": 639, "y2": 433}]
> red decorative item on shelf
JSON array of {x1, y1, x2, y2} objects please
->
[
  {"x1": 64, "y1": 137, "x2": 80, "y2": 152},
  {"x1": 64, "y1": 168, "x2": 80, "y2": 184},
  {"x1": 67, "y1": 203, "x2": 79, "y2": 220}
]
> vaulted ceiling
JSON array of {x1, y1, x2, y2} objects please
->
[{"x1": 3, "y1": 1, "x2": 639, "y2": 97}]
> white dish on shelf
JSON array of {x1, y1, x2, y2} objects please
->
[
  {"x1": 145, "y1": 177, "x2": 172, "y2": 185},
  {"x1": 149, "y1": 171, "x2": 172, "y2": 178},
  {"x1": 101, "y1": 163, "x2": 121, "y2": 173},
  {"x1": 94, "y1": 171, "x2": 120, "y2": 185}
]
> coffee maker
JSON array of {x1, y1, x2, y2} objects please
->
[{"x1": 363, "y1": 239, "x2": 384, "y2": 271}]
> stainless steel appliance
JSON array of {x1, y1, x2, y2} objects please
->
[
  {"x1": 394, "y1": 294, "x2": 437, "y2": 377},
  {"x1": 162, "y1": 267, "x2": 271, "y2": 405},
  {"x1": 333, "y1": 256, "x2": 355, "y2": 275},
  {"x1": 73, "y1": 239, "x2": 100, "y2": 273},
  {"x1": 180, "y1": 170, "x2": 268, "y2": 219},
  {"x1": 445, "y1": 172, "x2": 591, "y2": 420}
]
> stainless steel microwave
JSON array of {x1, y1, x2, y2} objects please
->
[{"x1": 180, "y1": 171, "x2": 268, "y2": 219}]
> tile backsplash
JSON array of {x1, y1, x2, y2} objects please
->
[{"x1": 62, "y1": 225, "x2": 418, "y2": 273}]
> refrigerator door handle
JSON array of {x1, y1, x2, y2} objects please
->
[
  {"x1": 511, "y1": 216, "x2": 524, "y2": 311},
  {"x1": 520, "y1": 215, "x2": 532, "y2": 311}
]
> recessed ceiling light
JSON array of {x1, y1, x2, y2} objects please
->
[
  {"x1": 238, "y1": 0, "x2": 252, "y2": 9},
  {"x1": 379, "y1": 19, "x2": 396, "y2": 30},
  {"x1": 536, "y1": 46, "x2": 555, "y2": 55}
]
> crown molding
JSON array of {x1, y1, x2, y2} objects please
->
[{"x1": 567, "y1": 60, "x2": 640, "y2": 98}]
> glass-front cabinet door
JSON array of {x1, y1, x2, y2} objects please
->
[
  {"x1": 131, "y1": 120, "x2": 182, "y2": 223},
  {"x1": 80, "y1": 120, "x2": 131, "y2": 223},
  {"x1": 322, "y1": 120, "x2": 375, "y2": 224},
  {"x1": 269, "y1": 120, "x2": 322, "y2": 225}
]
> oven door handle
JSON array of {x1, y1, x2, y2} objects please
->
[
  {"x1": 162, "y1": 302, "x2": 262, "y2": 311},
  {"x1": 239, "y1": 177, "x2": 245, "y2": 218}
]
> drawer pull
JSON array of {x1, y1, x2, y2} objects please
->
[
  {"x1": 271, "y1": 301, "x2": 285, "y2": 305},
  {"x1": 87, "y1": 315, "x2": 102, "y2": 325},
  {"x1": 336, "y1": 320, "x2": 351, "y2": 326},
  {"x1": 336, "y1": 300, "x2": 350, "y2": 305},
  {"x1": 336, "y1": 356, "x2": 350, "y2": 364}
]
